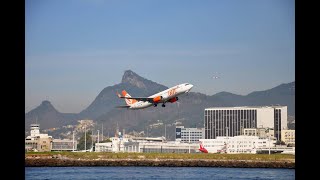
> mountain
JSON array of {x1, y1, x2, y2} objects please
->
[
  {"x1": 245, "y1": 82, "x2": 295, "y2": 112},
  {"x1": 25, "y1": 70, "x2": 295, "y2": 139},
  {"x1": 207, "y1": 82, "x2": 295, "y2": 115},
  {"x1": 25, "y1": 101, "x2": 79, "y2": 130}
]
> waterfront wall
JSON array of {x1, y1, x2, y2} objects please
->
[{"x1": 25, "y1": 158, "x2": 294, "y2": 169}]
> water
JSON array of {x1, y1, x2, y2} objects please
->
[{"x1": 26, "y1": 167, "x2": 294, "y2": 179}]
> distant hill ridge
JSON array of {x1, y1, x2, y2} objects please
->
[{"x1": 25, "y1": 70, "x2": 295, "y2": 138}]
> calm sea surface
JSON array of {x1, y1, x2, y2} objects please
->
[{"x1": 25, "y1": 167, "x2": 295, "y2": 180}]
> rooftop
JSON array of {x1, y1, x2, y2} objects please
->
[{"x1": 205, "y1": 106, "x2": 287, "y2": 110}]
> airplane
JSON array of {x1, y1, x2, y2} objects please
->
[{"x1": 116, "y1": 83, "x2": 193, "y2": 109}]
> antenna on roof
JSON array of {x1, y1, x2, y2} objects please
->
[{"x1": 102, "y1": 122, "x2": 104, "y2": 141}]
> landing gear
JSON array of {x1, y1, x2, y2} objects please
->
[
  {"x1": 176, "y1": 97, "x2": 179, "y2": 100},
  {"x1": 153, "y1": 104, "x2": 157, "y2": 107},
  {"x1": 162, "y1": 104, "x2": 166, "y2": 107}
]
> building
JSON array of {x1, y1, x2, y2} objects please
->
[
  {"x1": 51, "y1": 139, "x2": 77, "y2": 151},
  {"x1": 25, "y1": 124, "x2": 53, "y2": 152},
  {"x1": 25, "y1": 123, "x2": 78, "y2": 152},
  {"x1": 243, "y1": 128, "x2": 259, "y2": 136},
  {"x1": 131, "y1": 136, "x2": 166, "y2": 143},
  {"x1": 97, "y1": 135, "x2": 199, "y2": 153},
  {"x1": 175, "y1": 126, "x2": 204, "y2": 143},
  {"x1": 204, "y1": 106, "x2": 287, "y2": 141},
  {"x1": 281, "y1": 130, "x2": 295, "y2": 145},
  {"x1": 110, "y1": 136, "x2": 130, "y2": 152},
  {"x1": 242, "y1": 128, "x2": 275, "y2": 140},
  {"x1": 199, "y1": 135, "x2": 277, "y2": 154},
  {"x1": 95, "y1": 142, "x2": 113, "y2": 152},
  {"x1": 125, "y1": 141, "x2": 199, "y2": 153},
  {"x1": 108, "y1": 135, "x2": 166, "y2": 153}
]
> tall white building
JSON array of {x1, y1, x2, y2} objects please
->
[
  {"x1": 175, "y1": 126, "x2": 204, "y2": 143},
  {"x1": 204, "y1": 106, "x2": 287, "y2": 141}
]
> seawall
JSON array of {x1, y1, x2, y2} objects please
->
[{"x1": 25, "y1": 158, "x2": 295, "y2": 168}]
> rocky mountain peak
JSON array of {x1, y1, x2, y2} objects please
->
[
  {"x1": 121, "y1": 70, "x2": 146, "y2": 88},
  {"x1": 40, "y1": 100, "x2": 56, "y2": 110}
]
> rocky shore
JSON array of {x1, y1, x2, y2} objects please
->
[{"x1": 25, "y1": 155, "x2": 294, "y2": 168}]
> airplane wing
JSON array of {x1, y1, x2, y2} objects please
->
[
  {"x1": 116, "y1": 91, "x2": 160, "y2": 103},
  {"x1": 119, "y1": 96, "x2": 155, "y2": 103}
]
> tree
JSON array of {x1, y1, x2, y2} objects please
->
[
  {"x1": 275, "y1": 140, "x2": 286, "y2": 145},
  {"x1": 100, "y1": 138, "x2": 112, "y2": 143},
  {"x1": 77, "y1": 130, "x2": 93, "y2": 151}
]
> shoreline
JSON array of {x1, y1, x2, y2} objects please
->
[{"x1": 25, "y1": 158, "x2": 294, "y2": 169}]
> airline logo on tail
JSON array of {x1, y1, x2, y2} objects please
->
[{"x1": 121, "y1": 90, "x2": 137, "y2": 105}]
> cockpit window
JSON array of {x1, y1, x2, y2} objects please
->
[{"x1": 185, "y1": 83, "x2": 189, "y2": 86}]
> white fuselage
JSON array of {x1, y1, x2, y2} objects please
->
[{"x1": 129, "y1": 83, "x2": 193, "y2": 109}]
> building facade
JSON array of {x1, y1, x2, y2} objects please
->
[
  {"x1": 99, "y1": 136, "x2": 199, "y2": 153},
  {"x1": 204, "y1": 106, "x2": 287, "y2": 141},
  {"x1": 51, "y1": 139, "x2": 77, "y2": 151},
  {"x1": 243, "y1": 128, "x2": 259, "y2": 136},
  {"x1": 175, "y1": 126, "x2": 204, "y2": 143},
  {"x1": 124, "y1": 141, "x2": 199, "y2": 153},
  {"x1": 242, "y1": 128, "x2": 276, "y2": 139},
  {"x1": 95, "y1": 142, "x2": 113, "y2": 152},
  {"x1": 199, "y1": 135, "x2": 276, "y2": 154},
  {"x1": 25, "y1": 124, "x2": 78, "y2": 152},
  {"x1": 281, "y1": 130, "x2": 295, "y2": 145},
  {"x1": 25, "y1": 124, "x2": 53, "y2": 152}
]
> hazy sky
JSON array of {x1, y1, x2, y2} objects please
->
[{"x1": 25, "y1": 0, "x2": 295, "y2": 113}]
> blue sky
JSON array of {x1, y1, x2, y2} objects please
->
[{"x1": 25, "y1": 0, "x2": 295, "y2": 113}]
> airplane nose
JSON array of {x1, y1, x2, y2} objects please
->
[{"x1": 188, "y1": 84, "x2": 193, "y2": 92}]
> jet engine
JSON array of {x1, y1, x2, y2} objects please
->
[
  {"x1": 153, "y1": 96, "x2": 162, "y2": 103},
  {"x1": 168, "y1": 97, "x2": 178, "y2": 103}
]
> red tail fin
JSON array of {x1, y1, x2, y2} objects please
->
[
  {"x1": 121, "y1": 90, "x2": 137, "y2": 105},
  {"x1": 199, "y1": 144, "x2": 208, "y2": 153}
]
